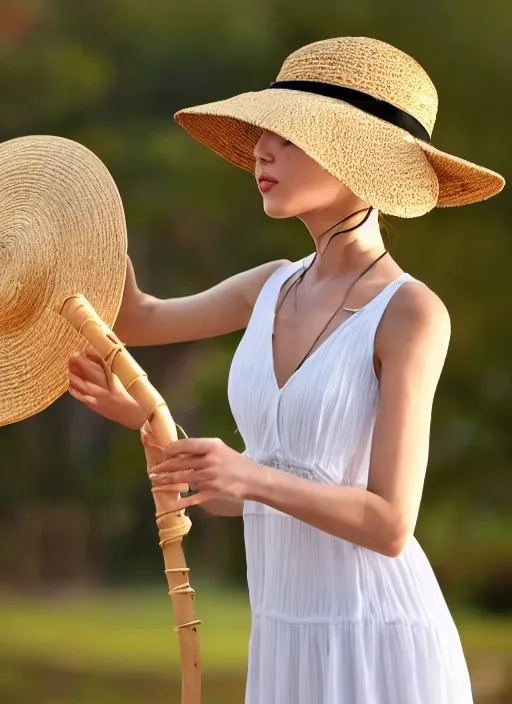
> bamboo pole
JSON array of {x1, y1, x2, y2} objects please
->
[{"x1": 59, "y1": 294, "x2": 201, "y2": 704}]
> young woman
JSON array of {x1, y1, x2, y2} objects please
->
[{"x1": 68, "y1": 37, "x2": 504, "y2": 704}]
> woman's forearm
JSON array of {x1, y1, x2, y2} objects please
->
[
  {"x1": 246, "y1": 465, "x2": 405, "y2": 557},
  {"x1": 200, "y1": 497, "x2": 244, "y2": 517}
]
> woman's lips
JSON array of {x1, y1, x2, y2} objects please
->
[{"x1": 259, "y1": 180, "x2": 277, "y2": 193}]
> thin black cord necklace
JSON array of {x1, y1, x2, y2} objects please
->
[
  {"x1": 274, "y1": 206, "x2": 389, "y2": 375},
  {"x1": 293, "y1": 206, "x2": 375, "y2": 313}
]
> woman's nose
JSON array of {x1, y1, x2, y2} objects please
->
[{"x1": 253, "y1": 133, "x2": 275, "y2": 163}]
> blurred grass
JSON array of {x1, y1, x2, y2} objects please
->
[
  {"x1": 0, "y1": 584, "x2": 251, "y2": 674},
  {"x1": 1, "y1": 588, "x2": 511, "y2": 670},
  {"x1": 0, "y1": 662, "x2": 247, "y2": 704},
  {"x1": 0, "y1": 587, "x2": 511, "y2": 703}
]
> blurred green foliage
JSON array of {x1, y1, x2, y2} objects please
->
[
  {"x1": 0, "y1": 589, "x2": 511, "y2": 702},
  {"x1": 0, "y1": 0, "x2": 510, "y2": 614}
]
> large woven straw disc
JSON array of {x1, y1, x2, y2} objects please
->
[
  {"x1": 0, "y1": 135, "x2": 127, "y2": 426},
  {"x1": 175, "y1": 37, "x2": 505, "y2": 217}
]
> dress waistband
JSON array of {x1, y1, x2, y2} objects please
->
[{"x1": 244, "y1": 452, "x2": 338, "y2": 485}]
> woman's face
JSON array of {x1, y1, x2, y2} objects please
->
[{"x1": 253, "y1": 130, "x2": 355, "y2": 219}]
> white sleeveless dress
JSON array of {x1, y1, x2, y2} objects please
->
[{"x1": 227, "y1": 255, "x2": 474, "y2": 704}]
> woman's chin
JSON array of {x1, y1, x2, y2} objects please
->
[{"x1": 262, "y1": 197, "x2": 295, "y2": 219}]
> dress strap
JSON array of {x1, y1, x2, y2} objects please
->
[
  {"x1": 254, "y1": 258, "x2": 307, "y2": 312},
  {"x1": 364, "y1": 272, "x2": 420, "y2": 347}
]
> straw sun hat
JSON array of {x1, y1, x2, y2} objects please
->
[
  {"x1": 175, "y1": 36, "x2": 505, "y2": 217},
  {"x1": 0, "y1": 135, "x2": 127, "y2": 426}
]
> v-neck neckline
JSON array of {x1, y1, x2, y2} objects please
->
[{"x1": 269, "y1": 257, "x2": 408, "y2": 394}]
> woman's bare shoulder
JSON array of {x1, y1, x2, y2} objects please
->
[
  {"x1": 241, "y1": 258, "x2": 292, "y2": 309},
  {"x1": 378, "y1": 278, "x2": 451, "y2": 357},
  {"x1": 392, "y1": 279, "x2": 450, "y2": 329},
  {"x1": 372, "y1": 277, "x2": 451, "y2": 393}
]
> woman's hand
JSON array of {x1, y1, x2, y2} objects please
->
[
  {"x1": 68, "y1": 346, "x2": 147, "y2": 430},
  {"x1": 143, "y1": 435, "x2": 256, "y2": 512}
]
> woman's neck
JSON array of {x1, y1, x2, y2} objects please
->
[{"x1": 300, "y1": 207, "x2": 386, "y2": 281}]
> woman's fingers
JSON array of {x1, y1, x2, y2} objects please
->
[
  {"x1": 68, "y1": 351, "x2": 94, "y2": 372},
  {"x1": 69, "y1": 352, "x2": 109, "y2": 389},
  {"x1": 150, "y1": 489, "x2": 217, "y2": 513},
  {"x1": 152, "y1": 455, "x2": 210, "y2": 474},
  {"x1": 141, "y1": 430, "x2": 167, "y2": 466},
  {"x1": 141, "y1": 431, "x2": 201, "y2": 470},
  {"x1": 68, "y1": 350, "x2": 128, "y2": 398},
  {"x1": 84, "y1": 344, "x2": 104, "y2": 364},
  {"x1": 69, "y1": 372, "x2": 109, "y2": 401},
  {"x1": 83, "y1": 351, "x2": 123, "y2": 394},
  {"x1": 140, "y1": 425, "x2": 154, "y2": 444},
  {"x1": 68, "y1": 371, "x2": 88, "y2": 394},
  {"x1": 149, "y1": 468, "x2": 197, "y2": 486},
  {"x1": 68, "y1": 385, "x2": 97, "y2": 407}
]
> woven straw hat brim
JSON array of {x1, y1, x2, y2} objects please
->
[
  {"x1": 0, "y1": 135, "x2": 127, "y2": 426},
  {"x1": 175, "y1": 89, "x2": 505, "y2": 217},
  {"x1": 417, "y1": 141, "x2": 504, "y2": 207}
]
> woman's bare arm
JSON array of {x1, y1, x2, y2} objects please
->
[
  {"x1": 70, "y1": 256, "x2": 290, "y2": 518},
  {"x1": 114, "y1": 256, "x2": 290, "y2": 346}
]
